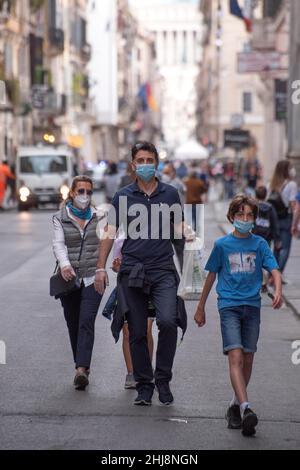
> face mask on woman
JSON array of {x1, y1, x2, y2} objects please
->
[
  {"x1": 73, "y1": 194, "x2": 91, "y2": 210},
  {"x1": 162, "y1": 174, "x2": 171, "y2": 183}
]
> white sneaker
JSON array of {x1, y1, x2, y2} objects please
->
[{"x1": 124, "y1": 373, "x2": 136, "y2": 390}]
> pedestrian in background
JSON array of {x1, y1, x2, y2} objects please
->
[
  {"x1": 52, "y1": 175, "x2": 104, "y2": 390},
  {"x1": 268, "y1": 160, "x2": 298, "y2": 278},
  {"x1": 244, "y1": 162, "x2": 261, "y2": 197},
  {"x1": 6, "y1": 162, "x2": 16, "y2": 207},
  {"x1": 194, "y1": 195, "x2": 282, "y2": 437},
  {"x1": 0, "y1": 159, "x2": 15, "y2": 211},
  {"x1": 119, "y1": 162, "x2": 133, "y2": 189},
  {"x1": 294, "y1": 189, "x2": 300, "y2": 237},
  {"x1": 184, "y1": 170, "x2": 206, "y2": 230},
  {"x1": 104, "y1": 162, "x2": 120, "y2": 203},
  {"x1": 252, "y1": 186, "x2": 281, "y2": 292},
  {"x1": 223, "y1": 160, "x2": 236, "y2": 199},
  {"x1": 198, "y1": 160, "x2": 210, "y2": 197},
  {"x1": 162, "y1": 162, "x2": 186, "y2": 205},
  {"x1": 176, "y1": 161, "x2": 188, "y2": 180}
]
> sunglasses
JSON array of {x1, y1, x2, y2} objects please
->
[
  {"x1": 77, "y1": 188, "x2": 93, "y2": 196},
  {"x1": 133, "y1": 143, "x2": 144, "y2": 150}
]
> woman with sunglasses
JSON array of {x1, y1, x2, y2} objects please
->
[{"x1": 52, "y1": 175, "x2": 104, "y2": 390}]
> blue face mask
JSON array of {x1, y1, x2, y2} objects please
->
[
  {"x1": 135, "y1": 164, "x2": 156, "y2": 182},
  {"x1": 233, "y1": 220, "x2": 254, "y2": 234}
]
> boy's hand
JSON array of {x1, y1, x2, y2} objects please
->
[
  {"x1": 272, "y1": 291, "x2": 283, "y2": 309},
  {"x1": 194, "y1": 307, "x2": 206, "y2": 327}
]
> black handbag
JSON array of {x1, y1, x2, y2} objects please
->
[
  {"x1": 50, "y1": 230, "x2": 85, "y2": 299},
  {"x1": 50, "y1": 264, "x2": 81, "y2": 299}
]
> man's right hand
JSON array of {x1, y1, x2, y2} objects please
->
[
  {"x1": 94, "y1": 270, "x2": 109, "y2": 295},
  {"x1": 61, "y1": 265, "x2": 76, "y2": 282}
]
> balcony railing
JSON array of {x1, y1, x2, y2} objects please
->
[
  {"x1": 49, "y1": 27, "x2": 65, "y2": 54},
  {"x1": 31, "y1": 85, "x2": 66, "y2": 116}
]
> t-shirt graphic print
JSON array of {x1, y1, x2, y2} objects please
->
[{"x1": 228, "y1": 252, "x2": 256, "y2": 274}]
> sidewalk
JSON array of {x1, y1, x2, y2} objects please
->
[{"x1": 213, "y1": 201, "x2": 300, "y2": 319}]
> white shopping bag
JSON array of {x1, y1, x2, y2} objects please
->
[{"x1": 177, "y1": 240, "x2": 206, "y2": 301}]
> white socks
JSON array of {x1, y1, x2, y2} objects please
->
[
  {"x1": 230, "y1": 396, "x2": 251, "y2": 417},
  {"x1": 240, "y1": 402, "x2": 250, "y2": 417}
]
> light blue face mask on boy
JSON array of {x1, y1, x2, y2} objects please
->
[
  {"x1": 233, "y1": 220, "x2": 254, "y2": 234},
  {"x1": 135, "y1": 164, "x2": 156, "y2": 182}
]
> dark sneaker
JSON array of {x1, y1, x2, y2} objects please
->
[
  {"x1": 225, "y1": 405, "x2": 242, "y2": 429},
  {"x1": 74, "y1": 372, "x2": 89, "y2": 391},
  {"x1": 156, "y1": 382, "x2": 174, "y2": 406},
  {"x1": 241, "y1": 408, "x2": 258, "y2": 436},
  {"x1": 134, "y1": 384, "x2": 154, "y2": 406}
]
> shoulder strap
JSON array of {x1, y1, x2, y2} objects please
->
[
  {"x1": 53, "y1": 261, "x2": 59, "y2": 274},
  {"x1": 280, "y1": 180, "x2": 289, "y2": 193}
]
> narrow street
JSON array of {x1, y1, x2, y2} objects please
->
[{"x1": 0, "y1": 203, "x2": 299, "y2": 450}]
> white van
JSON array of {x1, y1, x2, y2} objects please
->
[{"x1": 16, "y1": 145, "x2": 75, "y2": 210}]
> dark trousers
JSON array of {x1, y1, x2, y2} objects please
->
[
  {"x1": 120, "y1": 269, "x2": 178, "y2": 385},
  {"x1": 274, "y1": 215, "x2": 293, "y2": 273},
  {"x1": 60, "y1": 284, "x2": 102, "y2": 369}
]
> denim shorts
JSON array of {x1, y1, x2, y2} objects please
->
[{"x1": 219, "y1": 305, "x2": 261, "y2": 355}]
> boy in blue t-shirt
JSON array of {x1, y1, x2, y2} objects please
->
[{"x1": 194, "y1": 195, "x2": 282, "y2": 437}]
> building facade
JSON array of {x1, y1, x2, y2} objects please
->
[
  {"x1": 0, "y1": 0, "x2": 92, "y2": 167},
  {"x1": 197, "y1": 0, "x2": 291, "y2": 181},
  {"x1": 130, "y1": 0, "x2": 202, "y2": 153},
  {"x1": 0, "y1": 0, "x2": 32, "y2": 163},
  {"x1": 198, "y1": 0, "x2": 266, "y2": 167},
  {"x1": 88, "y1": 0, "x2": 161, "y2": 162},
  {"x1": 30, "y1": 0, "x2": 92, "y2": 166},
  {"x1": 250, "y1": 0, "x2": 289, "y2": 180}
]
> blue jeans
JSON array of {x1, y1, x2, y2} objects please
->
[
  {"x1": 219, "y1": 305, "x2": 261, "y2": 355},
  {"x1": 274, "y1": 215, "x2": 293, "y2": 272},
  {"x1": 61, "y1": 284, "x2": 102, "y2": 369}
]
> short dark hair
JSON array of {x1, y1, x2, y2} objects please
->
[
  {"x1": 227, "y1": 194, "x2": 258, "y2": 223},
  {"x1": 255, "y1": 186, "x2": 267, "y2": 201},
  {"x1": 131, "y1": 141, "x2": 159, "y2": 162}
]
